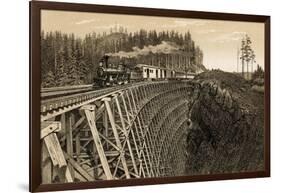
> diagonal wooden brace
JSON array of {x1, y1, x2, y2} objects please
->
[
  {"x1": 41, "y1": 121, "x2": 73, "y2": 183},
  {"x1": 81, "y1": 104, "x2": 113, "y2": 180}
]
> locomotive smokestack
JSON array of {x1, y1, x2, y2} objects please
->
[{"x1": 104, "y1": 55, "x2": 110, "y2": 68}]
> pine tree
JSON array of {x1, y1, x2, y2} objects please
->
[
  {"x1": 55, "y1": 48, "x2": 68, "y2": 86},
  {"x1": 43, "y1": 71, "x2": 55, "y2": 87},
  {"x1": 252, "y1": 65, "x2": 264, "y2": 79},
  {"x1": 240, "y1": 34, "x2": 254, "y2": 79}
]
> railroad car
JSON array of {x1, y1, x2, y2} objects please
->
[
  {"x1": 174, "y1": 71, "x2": 196, "y2": 79},
  {"x1": 135, "y1": 64, "x2": 172, "y2": 80}
]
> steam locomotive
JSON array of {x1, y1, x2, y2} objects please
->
[
  {"x1": 93, "y1": 55, "x2": 130, "y2": 87},
  {"x1": 94, "y1": 55, "x2": 195, "y2": 87}
]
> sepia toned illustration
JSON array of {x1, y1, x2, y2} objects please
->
[{"x1": 40, "y1": 10, "x2": 265, "y2": 184}]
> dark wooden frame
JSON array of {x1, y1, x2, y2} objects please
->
[{"x1": 30, "y1": 0, "x2": 270, "y2": 192}]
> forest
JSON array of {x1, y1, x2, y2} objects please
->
[{"x1": 41, "y1": 27, "x2": 204, "y2": 87}]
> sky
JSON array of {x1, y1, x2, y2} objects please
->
[{"x1": 41, "y1": 10, "x2": 265, "y2": 72}]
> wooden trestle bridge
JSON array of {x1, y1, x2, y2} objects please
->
[{"x1": 40, "y1": 81, "x2": 193, "y2": 183}]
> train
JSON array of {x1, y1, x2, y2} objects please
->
[{"x1": 94, "y1": 55, "x2": 196, "y2": 87}]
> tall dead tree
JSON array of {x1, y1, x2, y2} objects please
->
[
  {"x1": 250, "y1": 49, "x2": 256, "y2": 75},
  {"x1": 240, "y1": 35, "x2": 255, "y2": 79}
]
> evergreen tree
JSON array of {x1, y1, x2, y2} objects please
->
[
  {"x1": 252, "y1": 65, "x2": 264, "y2": 79},
  {"x1": 240, "y1": 34, "x2": 254, "y2": 79},
  {"x1": 42, "y1": 71, "x2": 55, "y2": 87}
]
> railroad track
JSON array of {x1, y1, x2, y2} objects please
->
[
  {"x1": 41, "y1": 81, "x2": 163, "y2": 121},
  {"x1": 41, "y1": 84, "x2": 93, "y2": 98}
]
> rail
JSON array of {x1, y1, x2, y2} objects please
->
[{"x1": 41, "y1": 84, "x2": 93, "y2": 98}]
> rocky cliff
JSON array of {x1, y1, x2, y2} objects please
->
[{"x1": 185, "y1": 70, "x2": 264, "y2": 175}]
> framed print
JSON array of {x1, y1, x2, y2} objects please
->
[{"x1": 29, "y1": 1, "x2": 270, "y2": 192}]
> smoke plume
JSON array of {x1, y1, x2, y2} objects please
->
[{"x1": 106, "y1": 41, "x2": 182, "y2": 58}]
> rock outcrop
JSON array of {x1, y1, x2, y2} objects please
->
[{"x1": 185, "y1": 70, "x2": 264, "y2": 175}]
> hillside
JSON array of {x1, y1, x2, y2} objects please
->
[{"x1": 185, "y1": 70, "x2": 264, "y2": 174}]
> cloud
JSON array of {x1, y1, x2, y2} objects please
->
[
  {"x1": 75, "y1": 18, "x2": 99, "y2": 25},
  {"x1": 157, "y1": 19, "x2": 207, "y2": 28},
  {"x1": 93, "y1": 24, "x2": 130, "y2": 30},
  {"x1": 197, "y1": 29, "x2": 217, "y2": 34},
  {"x1": 94, "y1": 24, "x2": 115, "y2": 29},
  {"x1": 232, "y1": 31, "x2": 247, "y2": 35},
  {"x1": 211, "y1": 31, "x2": 246, "y2": 43},
  {"x1": 174, "y1": 20, "x2": 207, "y2": 26}
]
